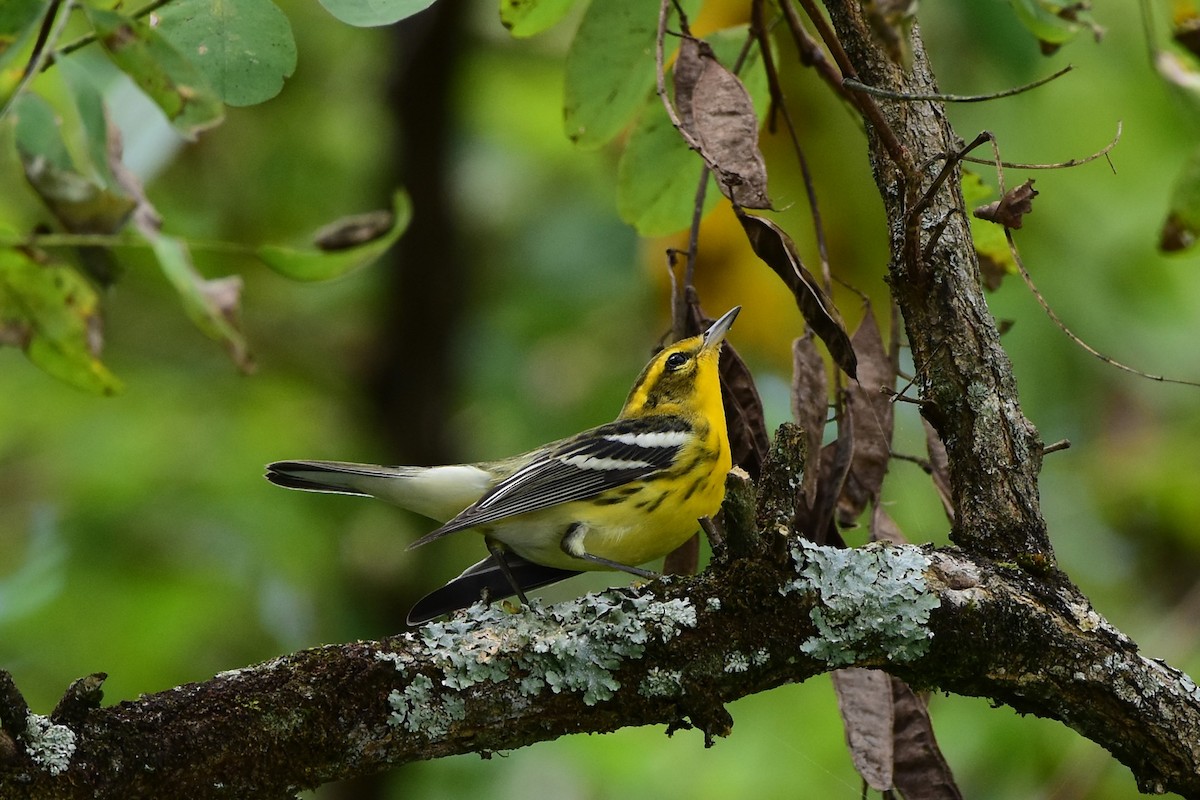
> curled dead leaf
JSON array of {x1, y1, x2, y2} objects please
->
[{"x1": 973, "y1": 179, "x2": 1038, "y2": 229}]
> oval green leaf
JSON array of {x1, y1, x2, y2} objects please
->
[
  {"x1": 563, "y1": 0, "x2": 700, "y2": 149},
  {"x1": 156, "y1": 0, "x2": 297, "y2": 107},
  {"x1": 84, "y1": 6, "x2": 225, "y2": 138},
  {"x1": 317, "y1": 0, "x2": 438, "y2": 27}
]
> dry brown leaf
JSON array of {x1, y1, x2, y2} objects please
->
[
  {"x1": 672, "y1": 37, "x2": 770, "y2": 209},
  {"x1": 791, "y1": 333, "x2": 828, "y2": 508},
  {"x1": 892, "y1": 677, "x2": 964, "y2": 800},
  {"x1": 837, "y1": 307, "x2": 895, "y2": 525},
  {"x1": 738, "y1": 213, "x2": 857, "y2": 378},
  {"x1": 673, "y1": 37, "x2": 705, "y2": 140},
  {"x1": 922, "y1": 418, "x2": 955, "y2": 522},
  {"x1": 870, "y1": 502, "x2": 907, "y2": 544},
  {"x1": 831, "y1": 667, "x2": 895, "y2": 791},
  {"x1": 805, "y1": 393, "x2": 852, "y2": 545},
  {"x1": 973, "y1": 179, "x2": 1038, "y2": 230}
]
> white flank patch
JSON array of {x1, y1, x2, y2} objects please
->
[
  {"x1": 603, "y1": 430, "x2": 690, "y2": 448},
  {"x1": 560, "y1": 454, "x2": 653, "y2": 471}
]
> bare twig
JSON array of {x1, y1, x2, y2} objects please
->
[
  {"x1": 961, "y1": 121, "x2": 1121, "y2": 173},
  {"x1": 843, "y1": 64, "x2": 1074, "y2": 103},
  {"x1": 1006, "y1": 229, "x2": 1200, "y2": 389},
  {"x1": 789, "y1": 0, "x2": 911, "y2": 173},
  {"x1": 751, "y1": 0, "x2": 833, "y2": 291},
  {"x1": 46, "y1": 0, "x2": 174, "y2": 67}
]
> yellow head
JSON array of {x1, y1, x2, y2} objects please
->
[{"x1": 620, "y1": 307, "x2": 740, "y2": 421}]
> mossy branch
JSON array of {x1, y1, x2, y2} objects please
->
[{"x1": 0, "y1": 538, "x2": 1197, "y2": 799}]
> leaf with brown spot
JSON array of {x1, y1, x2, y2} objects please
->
[
  {"x1": 832, "y1": 667, "x2": 894, "y2": 791},
  {"x1": 83, "y1": 6, "x2": 224, "y2": 139},
  {"x1": 738, "y1": 213, "x2": 857, "y2": 378},
  {"x1": 892, "y1": 677, "x2": 963, "y2": 800},
  {"x1": 685, "y1": 298, "x2": 769, "y2": 479},
  {"x1": 973, "y1": 179, "x2": 1038, "y2": 230},
  {"x1": 837, "y1": 307, "x2": 895, "y2": 525},
  {"x1": 791, "y1": 333, "x2": 828, "y2": 508},
  {"x1": 923, "y1": 418, "x2": 955, "y2": 522}
]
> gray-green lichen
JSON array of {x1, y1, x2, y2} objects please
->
[
  {"x1": 386, "y1": 675, "x2": 465, "y2": 737},
  {"x1": 783, "y1": 540, "x2": 939, "y2": 667},
  {"x1": 377, "y1": 591, "x2": 699, "y2": 735},
  {"x1": 724, "y1": 652, "x2": 750, "y2": 673},
  {"x1": 23, "y1": 713, "x2": 76, "y2": 776},
  {"x1": 638, "y1": 667, "x2": 684, "y2": 698}
]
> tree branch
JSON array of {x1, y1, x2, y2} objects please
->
[
  {"x1": 1, "y1": 517, "x2": 1196, "y2": 798},
  {"x1": 820, "y1": 1, "x2": 1051, "y2": 563}
]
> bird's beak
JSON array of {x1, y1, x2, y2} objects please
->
[{"x1": 702, "y1": 306, "x2": 740, "y2": 351}]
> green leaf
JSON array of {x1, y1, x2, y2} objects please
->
[
  {"x1": 156, "y1": 0, "x2": 297, "y2": 107},
  {"x1": 616, "y1": 27, "x2": 766, "y2": 235},
  {"x1": 0, "y1": 0, "x2": 44, "y2": 105},
  {"x1": 1007, "y1": 0, "x2": 1102, "y2": 55},
  {"x1": 563, "y1": 0, "x2": 701, "y2": 149},
  {"x1": 58, "y1": 56, "x2": 119, "y2": 187},
  {"x1": 1161, "y1": 145, "x2": 1200, "y2": 252},
  {"x1": 13, "y1": 93, "x2": 137, "y2": 233},
  {"x1": 84, "y1": 6, "x2": 225, "y2": 138},
  {"x1": 962, "y1": 171, "x2": 1016, "y2": 289},
  {"x1": 147, "y1": 233, "x2": 254, "y2": 372},
  {"x1": 256, "y1": 190, "x2": 411, "y2": 281},
  {"x1": 618, "y1": 101, "x2": 719, "y2": 236},
  {"x1": 0, "y1": 248, "x2": 122, "y2": 395},
  {"x1": 12, "y1": 92, "x2": 73, "y2": 170},
  {"x1": 317, "y1": 0, "x2": 438, "y2": 27},
  {"x1": 500, "y1": 0, "x2": 577, "y2": 38}
]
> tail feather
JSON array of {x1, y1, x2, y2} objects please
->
[
  {"x1": 407, "y1": 553, "x2": 581, "y2": 625},
  {"x1": 265, "y1": 460, "x2": 491, "y2": 522},
  {"x1": 264, "y1": 460, "x2": 397, "y2": 496}
]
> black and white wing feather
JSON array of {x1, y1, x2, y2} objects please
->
[{"x1": 409, "y1": 417, "x2": 692, "y2": 547}]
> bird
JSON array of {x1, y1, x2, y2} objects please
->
[{"x1": 265, "y1": 306, "x2": 739, "y2": 625}]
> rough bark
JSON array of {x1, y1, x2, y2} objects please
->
[
  {"x1": 1, "y1": 533, "x2": 1197, "y2": 799},
  {"x1": 822, "y1": 1, "x2": 1051, "y2": 563}
]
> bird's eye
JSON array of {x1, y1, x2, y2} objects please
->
[{"x1": 665, "y1": 352, "x2": 688, "y2": 371}]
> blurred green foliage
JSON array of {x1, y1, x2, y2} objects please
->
[{"x1": 1, "y1": 1, "x2": 1199, "y2": 799}]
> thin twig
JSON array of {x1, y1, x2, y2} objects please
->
[
  {"x1": 46, "y1": 0, "x2": 174, "y2": 67},
  {"x1": 0, "y1": 0, "x2": 71, "y2": 124},
  {"x1": 906, "y1": 131, "x2": 997, "y2": 258},
  {"x1": 779, "y1": 0, "x2": 854, "y2": 103},
  {"x1": 1006, "y1": 229, "x2": 1200, "y2": 389},
  {"x1": 1042, "y1": 439, "x2": 1071, "y2": 455},
  {"x1": 751, "y1": 0, "x2": 833, "y2": 292},
  {"x1": 961, "y1": 121, "x2": 1122, "y2": 173},
  {"x1": 843, "y1": 64, "x2": 1074, "y2": 103},
  {"x1": 789, "y1": 0, "x2": 911, "y2": 174}
]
